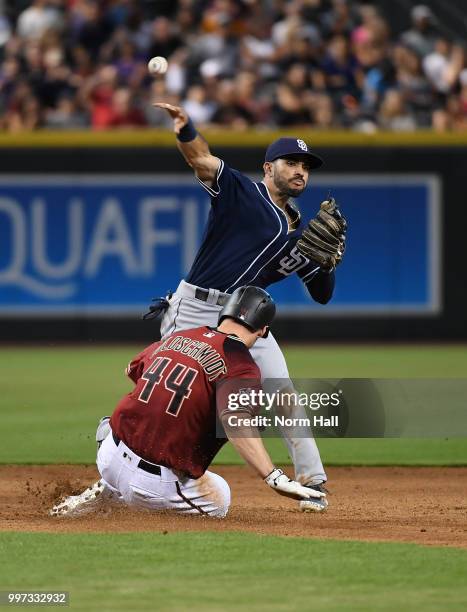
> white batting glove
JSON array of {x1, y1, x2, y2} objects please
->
[{"x1": 265, "y1": 468, "x2": 327, "y2": 502}]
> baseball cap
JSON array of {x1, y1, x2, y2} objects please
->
[
  {"x1": 411, "y1": 5, "x2": 433, "y2": 22},
  {"x1": 265, "y1": 137, "x2": 324, "y2": 169}
]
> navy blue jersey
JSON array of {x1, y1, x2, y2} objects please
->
[{"x1": 185, "y1": 160, "x2": 327, "y2": 294}]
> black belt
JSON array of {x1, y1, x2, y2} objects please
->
[
  {"x1": 112, "y1": 432, "x2": 161, "y2": 476},
  {"x1": 194, "y1": 287, "x2": 229, "y2": 307}
]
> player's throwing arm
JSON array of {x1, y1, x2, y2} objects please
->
[{"x1": 153, "y1": 102, "x2": 220, "y2": 183}]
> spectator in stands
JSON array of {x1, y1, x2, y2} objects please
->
[
  {"x1": 44, "y1": 94, "x2": 89, "y2": 129},
  {"x1": 36, "y1": 45, "x2": 74, "y2": 110},
  {"x1": 0, "y1": 0, "x2": 465, "y2": 132},
  {"x1": 241, "y1": 18, "x2": 277, "y2": 79},
  {"x1": 69, "y1": 45, "x2": 94, "y2": 79},
  {"x1": 423, "y1": 38, "x2": 464, "y2": 94},
  {"x1": 17, "y1": 0, "x2": 63, "y2": 41},
  {"x1": 272, "y1": 0, "x2": 320, "y2": 50},
  {"x1": 378, "y1": 89, "x2": 416, "y2": 131},
  {"x1": 432, "y1": 68, "x2": 467, "y2": 132},
  {"x1": 351, "y1": 5, "x2": 388, "y2": 71},
  {"x1": 182, "y1": 84, "x2": 216, "y2": 125},
  {"x1": 309, "y1": 92, "x2": 337, "y2": 129},
  {"x1": 400, "y1": 5, "x2": 438, "y2": 58},
  {"x1": 2, "y1": 80, "x2": 42, "y2": 131},
  {"x1": 234, "y1": 70, "x2": 271, "y2": 125},
  {"x1": 273, "y1": 64, "x2": 310, "y2": 126},
  {"x1": 320, "y1": 34, "x2": 360, "y2": 99},
  {"x1": 432, "y1": 95, "x2": 462, "y2": 132},
  {"x1": 393, "y1": 44, "x2": 434, "y2": 127},
  {"x1": 163, "y1": 47, "x2": 188, "y2": 96},
  {"x1": 111, "y1": 35, "x2": 146, "y2": 88},
  {"x1": 0, "y1": 57, "x2": 20, "y2": 109},
  {"x1": 74, "y1": 1, "x2": 113, "y2": 60},
  {"x1": 143, "y1": 80, "x2": 181, "y2": 127},
  {"x1": 210, "y1": 78, "x2": 254, "y2": 127},
  {"x1": 360, "y1": 56, "x2": 395, "y2": 118},
  {"x1": 189, "y1": 11, "x2": 238, "y2": 80},
  {"x1": 85, "y1": 64, "x2": 118, "y2": 129},
  {"x1": 146, "y1": 17, "x2": 182, "y2": 62},
  {"x1": 175, "y1": 0, "x2": 197, "y2": 37},
  {"x1": 319, "y1": 0, "x2": 358, "y2": 39},
  {"x1": 107, "y1": 87, "x2": 147, "y2": 128},
  {"x1": 277, "y1": 31, "x2": 319, "y2": 73}
]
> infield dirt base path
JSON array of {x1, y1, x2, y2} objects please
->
[{"x1": 1, "y1": 465, "x2": 466, "y2": 548}]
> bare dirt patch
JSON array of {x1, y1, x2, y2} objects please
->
[{"x1": 1, "y1": 465, "x2": 466, "y2": 548}]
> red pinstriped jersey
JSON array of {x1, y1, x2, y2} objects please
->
[{"x1": 110, "y1": 326, "x2": 261, "y2": 479}]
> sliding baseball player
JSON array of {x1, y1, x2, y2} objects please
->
[{"x1": 51, "y1": 287, "x2": 326, "y2": 517}]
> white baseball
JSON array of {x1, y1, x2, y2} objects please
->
[{"x1": 148, "y1": 56, "x2": 168, "y2": 75}]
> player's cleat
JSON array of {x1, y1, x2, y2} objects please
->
[
  {"x1": 96, "y1": 416, "x2": 111, "y2": 449},
  {"x1": 299, "y1": 482, "x2": 329, "y2": 513},
  {"x1": 50, "y1": 480, "x2": 107, "y2": 517}
]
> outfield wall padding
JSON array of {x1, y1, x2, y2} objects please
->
[{"x1": 0, "y1": 137, "x2": 465, "y2": 341}]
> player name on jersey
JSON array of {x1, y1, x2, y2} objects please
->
[{"x1": 151, "y1": 332, "x2": 227, "y2": 381}]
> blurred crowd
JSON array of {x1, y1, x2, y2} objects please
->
[{"x1": 0, "y1": 0, "x2": 466, "y2": 132}]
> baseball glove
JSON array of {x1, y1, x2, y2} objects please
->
[{"x1": 296, "y1": 198, "x2": 347, "y2": 271}]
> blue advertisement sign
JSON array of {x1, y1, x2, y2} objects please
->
[{"x1": 0, "y1": 174, "x2": 441, "y2": 316}]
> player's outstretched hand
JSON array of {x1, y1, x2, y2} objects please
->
[
  {"x1": 153, "y1": 102, "x2": 189, "y2": 134},
  {"x1": 265, "y1": 468, "x2": 327, "y2": 501}
]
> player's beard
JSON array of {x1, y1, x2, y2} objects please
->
[{"x1": 273, "y1": 172, "x2": 306, "y2": 198}]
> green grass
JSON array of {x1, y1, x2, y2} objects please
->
[
  {"x1": 0, "y1": 345, "x2": 466, "y2": 464},
  {"x1": 1, "y1": 532, "x2": 466, "y2": 611},
  {"x1": 284, "y1": 345, "x2": 467, "y2": 377},
  {"x1": 218, "y1": 438, "x2": 467, "y2": 466}
]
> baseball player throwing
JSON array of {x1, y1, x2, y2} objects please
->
[
  {"x1": 51, "y1": 287, "x2": 326, "y2": 517},
  {"x1": 146, "y1": 103, "x2": 347, "y2": 511}
]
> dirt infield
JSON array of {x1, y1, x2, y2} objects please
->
[{"x1": 1, "y1": 465, "x2": 466, "y2": 548}]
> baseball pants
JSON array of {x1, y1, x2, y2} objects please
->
[
  {"x1": 159, "y1": 280, "x2": 327, "y2": 485},
  {"x1": 97, "y1": 431, "x2": 231, "y2": 518}
]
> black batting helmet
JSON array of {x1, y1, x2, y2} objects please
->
[{"x1": 218, "y1": 286, "x2": 276, "y2": 337}]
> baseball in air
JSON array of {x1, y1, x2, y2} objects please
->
[{"x1": 148, "y1": 56, "x2": 168, "y2": 75}]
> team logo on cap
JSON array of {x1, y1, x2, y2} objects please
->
[{"x1": 297, "y1": 139, "x2": 308, "y2": 151}]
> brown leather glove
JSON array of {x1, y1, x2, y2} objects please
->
[{"x1": 296, "y1": 198, "x2": 347, "y2": 271}]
